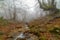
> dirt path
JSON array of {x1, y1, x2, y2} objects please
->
[{"x1": 0, "y1": 18, "x2": 60, "y2": 40}]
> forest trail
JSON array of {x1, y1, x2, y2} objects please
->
[{"x1": 0, "y1": 17, "x2": 60, "y2": 40}]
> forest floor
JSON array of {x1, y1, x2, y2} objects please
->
[{"x1": 0, "y1": 17, "x2": 60, "y2": 40}]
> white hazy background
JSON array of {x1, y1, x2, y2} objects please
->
[{"x1": 0, "y1": 0, "x2": 60, "y2": 22}]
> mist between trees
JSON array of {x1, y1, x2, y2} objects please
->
[{"x1": 0, "y1": 0, "x2": 60, "y2": 23}]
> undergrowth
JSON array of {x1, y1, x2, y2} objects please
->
[{"x1": 0, "y1": 17, "x2": 8, "y2": 26}]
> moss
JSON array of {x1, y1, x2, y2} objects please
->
[
  {"x1": 49, "y1": 27, "x2": 60, "y2": 35},
  {"x1": 0, "y1": 31, "x2": 4, "y2": 35},
  {"x1": 0, "y1": 17, "x2": 9, "y2": 26},
  {"x1": 40, "y1": 37, "x2": 46, "y2": 40}
]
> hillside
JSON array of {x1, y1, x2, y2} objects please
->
[{"x1": 0, "y1": 17, "x2": 60, "y2": 40}]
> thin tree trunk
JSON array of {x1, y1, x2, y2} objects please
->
[{"x1": 13, "y1": 0, "x2": 16, "y2": 20}]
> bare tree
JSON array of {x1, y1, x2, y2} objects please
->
[
  {"x1": 13, "y1": 0, "x2": 16, "y2": 20},
  {"x1": 8, "y1": 0, "x2": 12, "y2": 19},
  {"x1": 38, "y1": 0, "x2": 56, "y2": 10},
  {"x1": 38, "y1": 0, "x2": 58, "y2": 14}
]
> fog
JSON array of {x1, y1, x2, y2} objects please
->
[{"x1": 0, "y1": 0, "x2": 60, "y2": 22}]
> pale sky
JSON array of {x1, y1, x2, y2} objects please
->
[{"x1": 0, "y1": 0, "x2": 60, "y2": 9}]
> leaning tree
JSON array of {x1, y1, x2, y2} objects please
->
[{"x1": 38, "y1": 0, "x2": 59, "y2": 14}]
